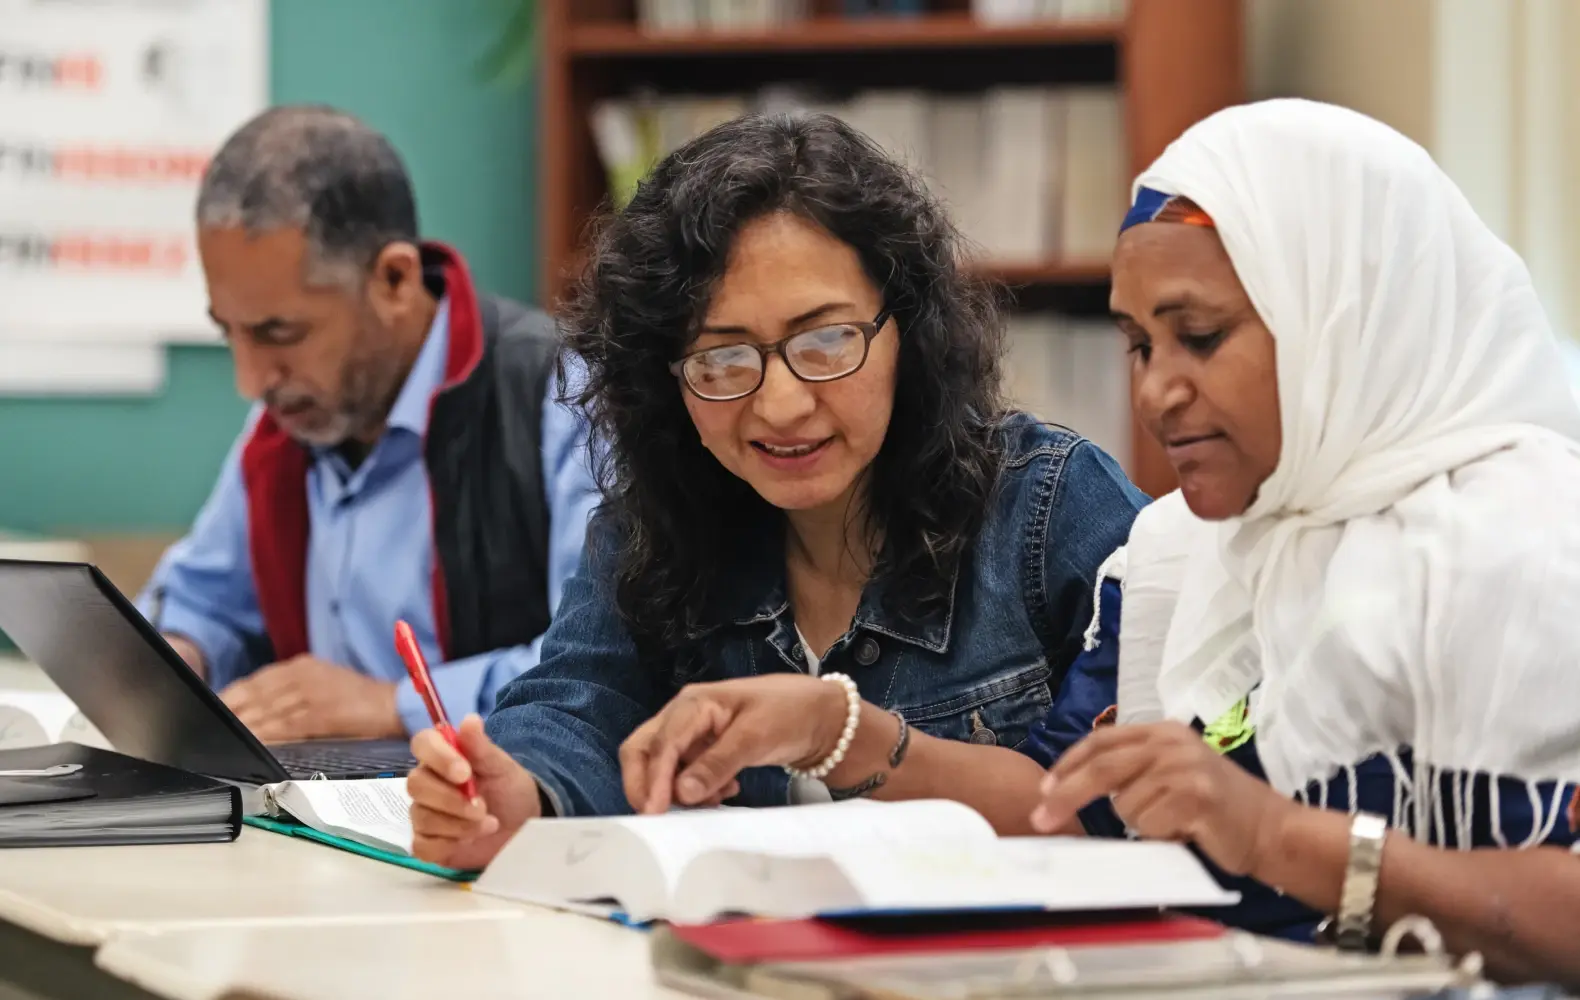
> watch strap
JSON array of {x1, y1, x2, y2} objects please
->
[{"x1": 1334, "y1": 811, "x2": 1388, "y2": 951}]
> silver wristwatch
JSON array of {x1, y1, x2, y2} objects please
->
[{"x1": 1333, "y1": 811, "x2": 1388, "y2": 951}]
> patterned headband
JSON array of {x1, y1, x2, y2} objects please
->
[{"x1": 1120, "y1": 186, "x2": 1216, "y2": 234}]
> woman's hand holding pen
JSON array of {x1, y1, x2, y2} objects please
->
[{"x1": 407, "y1": 715, "x2": 541, "y2": 870}]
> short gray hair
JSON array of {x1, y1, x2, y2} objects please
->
[{"x1": 196, "y1": 105, "x2": 419, "y2": 285}]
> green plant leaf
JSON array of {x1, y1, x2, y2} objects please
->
[{"x1": 478, "y1": 0, "x2": 537, "y2": 88}]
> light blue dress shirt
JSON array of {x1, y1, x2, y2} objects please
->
[{"x1": 139, "y1": 298, "x2": 601, "y2": 734}]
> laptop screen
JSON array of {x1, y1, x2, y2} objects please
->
[{"x1": 0, "y1": 561, "x2": 288, "y2": 785}]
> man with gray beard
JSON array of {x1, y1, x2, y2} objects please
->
[{"x1": 139, "y1": 105, "x2": 598, "y2": 745}]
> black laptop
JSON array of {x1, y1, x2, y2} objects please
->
[{"x1": 0, "y1": 559, "x2": 415, "y2": 785}]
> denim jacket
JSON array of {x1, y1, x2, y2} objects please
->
[{"x1": 486, "y1": 413, "x2": 1149, "y2": 817}]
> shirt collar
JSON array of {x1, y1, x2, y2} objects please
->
[{"x1": 385, "y1": 296, "x2": 451, "y2": 437}]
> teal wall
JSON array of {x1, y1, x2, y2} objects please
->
[{"x1": 0, "y1": 0, "x2": 536, "y2": 534}]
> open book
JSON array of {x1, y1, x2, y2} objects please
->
[
  {"x1": 245, "y1": 778, "x2": 476, "y2": 882},
  {"x1": 473, "y1": 799, "x2": 1238, "y2": 925},
  {"x1": 257, "y1": 778, "x2": 415, "y2": 856}
]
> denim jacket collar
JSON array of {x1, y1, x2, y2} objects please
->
[{"x1": 696, "y1": 520, "x2": 956, "y2": 654}]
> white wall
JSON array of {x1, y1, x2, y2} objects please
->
[
  {"x1": 1246, "y1": 0, "x2": 1434, "y2": 148},
  {"x1": 1244, "y1": 0, "x2": 1580, "y2": 342}
]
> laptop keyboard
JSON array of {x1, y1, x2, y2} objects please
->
[{"x1": 272, "y1": 740, "x2": 416, "y2": 779}]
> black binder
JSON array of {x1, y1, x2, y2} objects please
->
[{"x1": 0, "y1": 743, "x2": 241, "y2": 847}]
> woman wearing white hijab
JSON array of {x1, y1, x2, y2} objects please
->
[{"x1": 1030, "y1": 99, "x2": 1580, "y2": 982}]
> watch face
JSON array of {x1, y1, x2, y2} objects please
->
[{"x1": 0, "y1": 705, "x2": 48, "y2": 750}]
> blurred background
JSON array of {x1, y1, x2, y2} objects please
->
[{"x1": 0, "y1": 0, "x2": 1576, "y2": 600}]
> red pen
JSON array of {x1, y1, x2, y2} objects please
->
[{"x1": 394, "y1": 619, "x2": 478, "y2": 800}]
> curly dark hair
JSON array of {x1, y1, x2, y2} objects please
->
[{"x1": 562, "y1": 112, "x2": 1008, "y2": 649}]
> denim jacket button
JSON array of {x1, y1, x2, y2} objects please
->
[
  {"x1": 968, "y1": 710, "x2": 997, "y2": 745},
  {"x1": 854, "y1": 637, "x2": 880, "y2": 666}
]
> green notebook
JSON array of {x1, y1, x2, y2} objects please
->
[
  {"x1": 240, "y1": 815, "x2": 474, "y2": 878},
  {"x1": 246, "y1": 777, "x2": 478, "y2": 883},
  {"x1": 244, "y1": 815, "x2": 476, "y2": 882}
]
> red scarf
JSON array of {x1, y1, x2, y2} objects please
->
[{"x1": 237, "y1": 242, "x2": 485, "y2": 661}]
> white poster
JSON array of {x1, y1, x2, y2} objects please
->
[{"x1": 0, "y1": 0, "x2": 268, "y2": 345}]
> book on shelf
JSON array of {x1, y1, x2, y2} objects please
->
[
  {"x1": 1059, "y1": 87, "x2": 1127, "y2": 259},
  {"x1": 588, "y1": 84, "x2": 1128, "y2": 264},
  {"x1": 634, "y1": 0, "x2": 1127, "y2": 29},
  {"x1": 636, "y1": 0, "x2": 809, "y2": 31},
  {"x1": 842, "y1": 0, "x2": 925, "y2": 15},
  {"x1": 973, "y1": 0, "x2": 1127, "y2": 24},
  {"x1": 473, "y1": 798, "x2": 1237, "y2": 925},
  {"x1": 1005, "y1": 313, "x2": 1131, "y2": 466}
]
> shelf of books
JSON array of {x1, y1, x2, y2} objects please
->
[
  {"x1": 567, "y1": 14, "x2": 1123, "y2": 56},
  {"x1": 538, "y1": 0, "x2": 1244, "y2": 497}
]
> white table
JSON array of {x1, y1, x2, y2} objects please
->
[
  {"x1": 95, "y1": 909, "x2": 688, "y2": 1000},
  {"x1": 0, "y1": 598, "x2": 687, "y2": 997},
  {"x1": 0, "y1": 827, "x2": 688, "y2": 999},
  {"x1": 0, "y1": 653, "x2": 52, "y2": 692},
  {"x1": 0, "y1": 827, "x2": 522, "y2": 946}
]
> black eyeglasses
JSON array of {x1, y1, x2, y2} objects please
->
[{"x1": 669, "y1": 308, "x2": 892, "y2": 402}]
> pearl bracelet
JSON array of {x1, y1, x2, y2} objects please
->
[{"x1": 785, "y1": 672, "x2": 861, "y2": 782}]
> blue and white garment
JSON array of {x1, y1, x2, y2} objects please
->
[
  {"x1": 1111, "y1": 99, "x2": 1580, "y2": 848},
  {"x1": 1027, "y1": 556, "x2": 1579, "y2": 942}
]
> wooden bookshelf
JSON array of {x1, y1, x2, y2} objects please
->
[
  {"x1": 538, "y1": 0, "x2": 1244, "y2": 498},
  {"x1": 566, "y1": 15, "x2": 1123, "y2": 56},
  {"x1": 979, "y1": 259, "x2": 1112, "y2": 287}
]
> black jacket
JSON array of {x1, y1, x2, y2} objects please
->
[{"x1": 242, "y1": 242, "x2": 563, "y2": 662}]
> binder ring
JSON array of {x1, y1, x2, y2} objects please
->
[{"x1": 1378, "y1": 914, "x2": 1443, "y2": 958}]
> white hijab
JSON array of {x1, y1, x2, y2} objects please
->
[{"x1": 1112, "y1": 99, "x2": 1580, "y2": 844}]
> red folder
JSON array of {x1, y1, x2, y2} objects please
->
[{"x1": 669, "y1": 913, "x2": 1226, "y2": 965}]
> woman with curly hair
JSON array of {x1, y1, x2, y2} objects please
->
[{"x1": 404, "y1": 112, "x2": 1145, "y2": 869}]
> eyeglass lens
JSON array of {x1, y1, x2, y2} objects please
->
[{"x1": 682, "y1": 324, "x2": 868, "y2": 400}]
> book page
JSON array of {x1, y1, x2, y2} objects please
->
[
  {"x1": 277, "y1": 778, "x2": 414, "y2": 856},
  {"x1": 478, "y1": 800, "x2": 1001, "y2": 922},
  {"x1": 832, "y1": 836, "x2": 1239, "y2": 915},
  {"x1": 609, "y1": 799, "x2": 997, "y2": 894}
]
